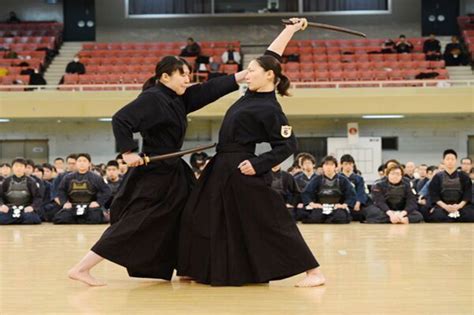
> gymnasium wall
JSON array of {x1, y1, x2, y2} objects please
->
[
  {"x1": 0, "y1": 0, "x2": 63, "y2": 23},
  {"x1": 0, "y1": 117, "x2": 472, "y2": 169}
]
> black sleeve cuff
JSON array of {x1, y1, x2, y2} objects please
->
[{"x1": 264, "y1": 50, "x2": 283, "y2": 63}]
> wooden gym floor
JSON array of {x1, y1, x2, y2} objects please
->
[{"x1": 0, "y1": 223, "x2": 472, "y2": 315}]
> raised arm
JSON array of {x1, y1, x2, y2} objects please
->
[{"x1": 266, "y1": 18, "x2": 307, "y2": 57}]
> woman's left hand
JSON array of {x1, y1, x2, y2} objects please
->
[
  {"x1": 285, "y1": 18, "x2": 308, "y2": 33},
  {"x1": 238, "y1": 160, "x2": 256, "y2": 176}
]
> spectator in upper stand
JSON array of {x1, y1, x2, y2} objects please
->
[
  {"x1": 423, "y1": 33, "x2": 442, "y2": 61},
  {"x1": 65, "y1": 55, "x2": 86, "y2": 75},
  {"x1": 221, "y1": 43, "x2": 242, "y2": 69},
  {"x1": 28, "y1": 69, "x2": 47, "y2": 86},
  {"x1": 180, "y1": 37, "x2": 201, "y2": 57},
  {"x1": 381, "y1": 39, "x2": 396, "y2": 54},
  {"x1": 4, "y1": 48, "x2": 18, "y2": 59},
  {"x1": 6, "y1": 11, "x2": 21, "y2": 24},
  {"x1": 444, "y1": 36, "x2": 467, "y2": 66},
  {"x1": 460, "y1": 157, "x2": 472, "y2": 175},
  {"x1": 395, "y1": 35, "x2": 414, "y2": 53}
]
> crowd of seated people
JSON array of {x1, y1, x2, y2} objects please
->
[
  {"x1": 0, "y1": 148, "x2": 472, "y2": 225},
  {"x1": 0, "y1": 153, "x2": 128, "y2": 225},
  {"x1": 268, "y1": 149, "x2": 473, "y2": 224}
]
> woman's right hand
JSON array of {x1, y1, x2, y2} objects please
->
[{"x1": 123, "y1": 152, "x2": 144, "y2": 167}]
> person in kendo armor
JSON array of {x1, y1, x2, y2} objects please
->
[
  {"x1": 301, "y1": 156, "x2": 356, "y2": 224},
  {"x1": 339, "y1": 154, "x2": 370, "y2": 222},
  {"x1": 0, "y1": 158, "x2": 42, "y2": 225},
  {"x1": 270, "y1": 163, "x2": 300, "y2": 220},
  {"x1": 424, "y1": 149, "x2": 474, "y2": 222},
  {"x1": 53, "y1": 153, "x2": 111, "y2": 224},
  {"x1": 365, "y1": 164, "x2": 423, "y2": 224}
]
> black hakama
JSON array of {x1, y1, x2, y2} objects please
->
[
  {"x1": 178, "y1": 88, "x2": 319, "y2": 286},
  {"x1": 91, "y1": 75, "x2": 239, "y2": 280}
]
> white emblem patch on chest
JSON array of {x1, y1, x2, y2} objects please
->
[{"x1": 281, "y1": 125, "x2": 293, "y2": 138}]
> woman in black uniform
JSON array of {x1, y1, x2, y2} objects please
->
[
  {"x1": 68, "y1": 56, "x2": 247, "y2": 286},
  {"x1": 178, "y1": 19, "x2": 325, "y2": 287}
]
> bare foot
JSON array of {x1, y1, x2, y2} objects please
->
[
  {"x1": 295, "y1": 273, "x2": 326, "y2": 288},
  {"x1": 68, "y1": 268, "x2": 106, "y2": 287}
]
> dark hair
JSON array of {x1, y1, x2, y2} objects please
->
[
  {"x1": 26, "y1": 159, "x2": 35, "y2": 167},
  {"x1": 461, "y1": 157, "x2": 472, "y2": 163},
  {"x1": 66, "y1": 154, "x2": 78, "y2": 161},
  {"x1": 427, "y1": 165, "x2": 438, "y2": 173},
  {"x1": 386, "y1": 164, "x2": 404, "y2": 176},
  {"x1": 443, "y1": 149, "x2": 457, "y2": 159},
  {"x1": 76, "y1": 153, "x2": 91, "y2": 162},
  {"x1": 254, "y1": 55, "x2": 290, "y2": 97},
  {"x1": 0, "y1": 163, "x2": 11, "y2": 168},
  {"x1": 419, "y1": 163, "x2": 428, "y2": 168},
  {"x1": 34, "y1": 164, "x2": 44, "y2": 174},
  {"x1": 378, "y1": 164, "x2": 385, "y2": 172},
  {"x1": 300, "y1": 153, "x2": 316, "y2": 166},
  {"x1": 142, "y1": 56, "x2": 191, "y2": 91},
  {"x1": 42, "y1": 163, "x2": 54, "y2": 171},
  {"x1": 106, "y1": 160, "x2": 119, "y2": 168},
  {"x1": 115, "y1": 154, "x2": 123, "y2": 160},
  {"x1": 340, "y1": 154, "x2": 355, "y2": 164},
  {"x1": 399, "y1": 34, "x2": 406, "y2": 38},
  {"x1": 321, "y1": 155, "x2": 338, "y2": 167},
  {"x1": 93, "y1": 166, "x2": 105, "y2": 176},
  {"x1": 54, "y1": 157, "x2": 64, "y2": 162},
  {"x1": 11, "y1": 157, "x2": 27, "y2": 166}
]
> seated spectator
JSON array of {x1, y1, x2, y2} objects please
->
[
  {"x1": 53, "y1": 153, "x2": 111, "y2": 224},
  {"x1": 365, "y1": 164, "x2": 423, "y2": 224},
  {"x1": 294, "y1": 153, "x2": 317, "y2": 220},
  {"x1": 404, "y1": 161, "x2": 416, "y2": 181},
  {"x1": 340, "y1": 154, "x2": 370, "y2": 222},
  {"x1": 29, "y1": 69, "x2": 47, "y2": 86},
  {"x1": 104, "y1": 160, "x2": 122, "y2": 208},
  {"x1": 41, "y1": 163, "x2": 55, "y2": 183},
  {"x1": 444, "y1": 36, "x2": 468, "y2": 66},
  {"x1": 414, "y1": 164, "x2": 429, "y2": 193},
  {"x1": 301, "y1": 156, "x2": 356, "y2": 224},
  {"x1": 270, "y1": 164, "x2": 300, "y2": 220},
  {"x1": 0, "y1": 163, "x2": 11, "y2": 180},
  {"x1": 116, "y1": 154, "x2": 129, "y2": 176},
  {"x1": 41, "y1": 154, "x2": 78, "y2": 222},
  {"x1": 180, "y1": 37, "x2": 201, "y2": 57},
  {"x1": 424, "y1": 149, "x2": 474, "y2": 222},
  {"x1": 221, "y1": 44, "x2": 242, "y2": 68},
  {"x1": 460, "y1": 157, "x2": 472, "y2": 175},
  {"x1": 395, "y1": 35, "x2": 413, "y2": 53},
  {"x1": 418, "y1": 165, "x2": 439, "y2": 208},
  {"x1": 381, "y1": 39, "x2": 396, "y2": 54},
  {"x1": 0, "y1": 158, "x2": 42, "y2": 225},
  {"x1": 4, "y1": 49, "x2": 18, "y2": 59},
  {"x1": 65, "y1": 55, "x2": 86, "y2": 75},
  {"x1": 6, "y1": 11, "x2": 20, "y2": 24},
  {"x1": 190, "y1": 151, "x2": 209, "y2": 172},
  {"x1": 423, "y1": 34, "x2": 442, "y2": 61},
  {"x1": 54, "y1": 157, "x2": 65, "y2": 174}
]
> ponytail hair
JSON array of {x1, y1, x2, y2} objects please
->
[
  {"x1": 254, "y1": 55, "x2": 291, "y2": 97},
  {"x1": 142, "y1": 56, "x2": 192, "y2": 91}
]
